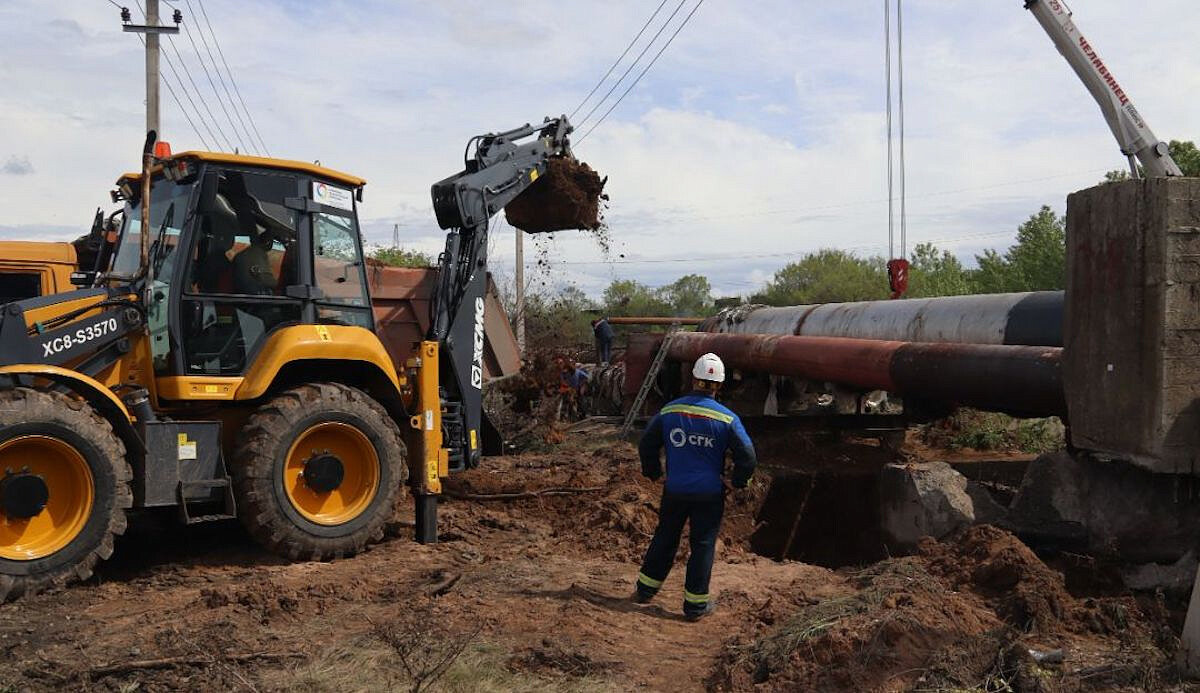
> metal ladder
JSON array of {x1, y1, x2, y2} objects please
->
[{"x1": 620, "y1": 327, "x2": 679, "y2": 435}]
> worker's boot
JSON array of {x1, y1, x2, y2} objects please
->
[
  {"x1": 684, "y1": 598, "x2": 716, "y2": 621},
  {"x1": 632, "y1": 585, "x2": 656, "y2": 604}
]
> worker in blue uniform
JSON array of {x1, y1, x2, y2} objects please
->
[{"x1": 633, "y1": 352, "x2": 756, "y2": 620}]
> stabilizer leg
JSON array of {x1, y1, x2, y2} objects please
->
[{"x1": 414, "y1": 493, "x2": 438, "y2": 544}]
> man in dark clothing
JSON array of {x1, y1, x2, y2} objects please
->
[
  {"x1": 592, "y1": 317, "x2": 614, "y2": 366},
  {"x1": 633, "y1": 352, "x2": 756, "y2": 620}
]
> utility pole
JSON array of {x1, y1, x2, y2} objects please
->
[
  {"x1": 515, "y1": 230, "x2": 526, "y2": 354},
  {"x1": 122, "y1": 1, "x2": 180, "y2": 135}
]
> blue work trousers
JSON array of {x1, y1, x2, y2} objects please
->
[
  {"x1": 635, "y1": 491, "x2": 723, "y2": 616},
  {"x1": 596, "y1": 338, "x2": 612, "y2": 364}
]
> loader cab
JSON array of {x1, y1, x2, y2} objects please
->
[{"x1": 110, "y1": 153, "x2": 372, "y2": 380}]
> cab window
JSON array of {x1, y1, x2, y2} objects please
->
[
  {"x1": 189, "y1": 170, "x2": 299, "y2": 296},
  {"x1": 178, "y1": 169, "x2": 303, "y2": 376},
  {"x1": 313, "y1": 211, "x2": 371, "y2": 328}
]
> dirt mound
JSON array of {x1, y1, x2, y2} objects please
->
[
  {"x1": 918, "y1": 524, "x2": 1141, "y2": 637},
  {"x1": 709, "y1": 559, "x2": 1008, "y2": 691},
  {"x1": 711, "y1": 525, "x2": 1179, "y2": 691},
  {"x1": 504, "y1": 157, "x2": 606, "y2": 233},
  {"x1": 919, "y1": 524, "x2": 1072, "y2": 633}
]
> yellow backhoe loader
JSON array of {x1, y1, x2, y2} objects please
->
[{"x1": 0, "y1": 118, "x2": 590, "y2": 599}]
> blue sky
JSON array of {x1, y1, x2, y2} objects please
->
[{"x1": 0, "y1": 0, "x2": 1197, "y2": 299}]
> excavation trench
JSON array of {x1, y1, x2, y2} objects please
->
[{"x1": 750, "y1": 466, "x2": 888, "y2": 568}]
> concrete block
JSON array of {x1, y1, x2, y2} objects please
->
[
  {"x1": 1009, "y1": 452, "x2": 1200, "y2": 563},
  {"x1": 880, "y1": 461, "x2": 974, "y2": 551},
  {"x1": 1065, "y1": 179, "x2": 1200, "y2": 475},
  {"x1": 1181, "y1": 565, "x2": 1200, "y2": 679},
  {"x1": 1121, "y1": 551, "x2": 1197, "y2": 593}
]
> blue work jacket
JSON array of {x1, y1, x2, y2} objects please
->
[{"x1": 638, "y1": 393, "x2": 757, "y2": 496}]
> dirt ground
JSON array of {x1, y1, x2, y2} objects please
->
[{"x1": 0, "y1": 429, "x2": 1195, "y2": 692}]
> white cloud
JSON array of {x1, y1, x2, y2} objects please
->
[{"x1": 0, "y1": 0, "x2": 1195, "y2": 297}]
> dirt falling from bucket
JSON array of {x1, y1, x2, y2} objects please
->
[{"x1": 505, "y1": 157, "x2": 608, "y2": 237}]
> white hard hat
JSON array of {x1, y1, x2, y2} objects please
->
[{"x1": 692, "y1": 353, "x2": 725, "y2": 383}]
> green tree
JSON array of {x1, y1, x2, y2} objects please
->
[
  {"x1": 601, "y1": 279, "x2": 671, "y2": 317},
  {"x1": 971, "y1": 205, "x2": 1065, "y2": 292},
  {"x1": 369, "y1": 246, "x2": 434, "y2": 268},
  {"x1": 522, "y1": 284, "x2": 596, "y2": 346},
  {"x1": 1171, "y1": 140, "x2": 1200, "y2": 176},
  {"x1": 1104, "y1": 139, "x2": 1200, "y2": 181},
  {"x1": 660, "y1": 274, "x2": 713, "y2": 316},
  {"x1": 752, "y1": 249, "x2": 888, "y2": 305},
  {"x1": 906, "y1": 242, "x2": 972, "y2": 298}
]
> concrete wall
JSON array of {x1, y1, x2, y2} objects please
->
[{"x1": 1065, "y1": 178, "x2": 1200, "y2": 475}]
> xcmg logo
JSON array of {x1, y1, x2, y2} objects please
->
[
  {"x1": 470, "y1": 296, "x2": 485, "y2": 389},
  {"x1": 668, "y1": 428, "x2": 715, "y2": 448}
]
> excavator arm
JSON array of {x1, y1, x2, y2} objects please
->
[
  {"x1": 1025, "y1": 0, "x2": 1182, "y2": 178},
  {"x1": 424, "y1": 116, "x2": 574, "y2": 473}
]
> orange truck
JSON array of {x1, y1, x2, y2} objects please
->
[{"x1": 0, "y1": 241, "x2": 79, "y2": 305}]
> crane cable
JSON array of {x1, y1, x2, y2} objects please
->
[
  {"x1": 885, "y1": 0, "x2": 894, "y2": 261},
  {"x1": 897, "y1": 0, "x2": 908, "y2": 260},
  {"x1": 884, "y1": 0, "x2": 909, "y2": 297}
]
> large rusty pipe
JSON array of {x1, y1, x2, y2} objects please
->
[
  {"x1": 703, "y1": 291, "x2": 1063, "y2": 347},
  {"x1": 666, "y1": 331, "x2": 1065, "y2": 417}
]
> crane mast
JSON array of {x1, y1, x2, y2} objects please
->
[{"x1": 1025, "y1": 0, "x2": 1182, "y2": 178}]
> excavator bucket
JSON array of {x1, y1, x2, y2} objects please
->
[{"x1": 504, "y1": 156, "x2": 607, "y2": 233}]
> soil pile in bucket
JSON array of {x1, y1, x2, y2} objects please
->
[{"x1": 505, "y1": 157, "x2": 607, "y2": 233}]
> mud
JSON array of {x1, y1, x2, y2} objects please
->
[
  {"x1": 0, "y1": 428, "x2": 1192, "y2": 692},
  {"x1": 504, "y1": 156, "x2": 607, "y2": 234},
  {"x1": 711, "y1": 523, "x2": 1186, "y2": 691}
]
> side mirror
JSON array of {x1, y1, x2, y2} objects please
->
[
  {"x1": 70, "y1": 271, "x2": 97, "y2": 287},
  {"x1": 197, "y1": 171, "x2": 219, "y2": 214}
]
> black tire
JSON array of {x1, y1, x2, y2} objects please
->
[
  {"x1": 0, "y1": 388, "x2": 131, "y2": 601},
  {"x1": 232, "y1": 382, "x2": 407, "y2": 561}
]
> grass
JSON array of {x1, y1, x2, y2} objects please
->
[
  {"x1": 923, "y1": 410, "x2": 1064, "y2": 454},
  {"x1": 262, "y1": 636, "x2": 616, "y2": 693},
  {"x1": 740, "y1": 560, "x2": 936, "y2": 679}
]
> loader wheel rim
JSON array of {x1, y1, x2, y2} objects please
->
[
  {"x1": 0, "y1": 435, "x2": 94, "y2": 561},
  {"x1": 284, "y1": 422, "x2": 380, "y2": 526}
]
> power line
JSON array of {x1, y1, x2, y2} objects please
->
[
  {"x1": 133, "y1": 0, "x2": 234, "y2": 150},
  {"x1": 126, "y1": 27, "x2": 211, "y2": 150},
  {"x1": 159, "y1": 48, "x2": 219, "y2": 149},
  {"x1": 159, "y1": 64, "x2": 211, "y2": 150},
  {"x1": 575, "y1": 0, "x2": 690, "y2": 130},
  {"x1": 162, "y1": 34, "x2": 235, "y2": 150},
  {"x1": 570, "y1": 0, "x2": 670, "y2": 121},
  {"x1": 177, "y1": 0, "x2": 251, "y2": 153},
  {"x1": 529, "y1": 230, "x2": 1018, "y2": 267},
  {"x1": 577, "y1": 0, "x2": 706, "y2": 143},
  {"x1": 192, "y1": 0, "x2": 270, "y2": 156}
]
